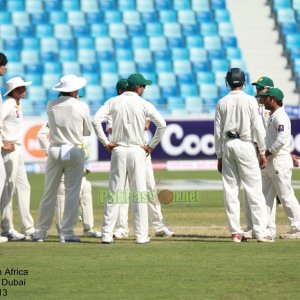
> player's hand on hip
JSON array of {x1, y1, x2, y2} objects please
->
[
  {"x1": 291, "y1": 154, "x2": 300, "y2": 167},
  {"x1": 105, "y1": 143, "x2": 118, "y2": 152},
  {"x1": 217, "y1": 158, "x2": 222, "y2": 174},
  {"x1": 2, "y1": 142, "x2": 15, "y2": 152},
  {"x1": 259, "y1": 154, "x2": 267, "y2": 169},
  {"x1": 142, "y1": 144, "x2": 153, "y2": 156}
]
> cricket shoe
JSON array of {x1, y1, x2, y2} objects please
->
[
  {"x1": 257, "y1": 236, "x2": 275, "y2": 243},
  {"x1": 60, "y1": 236, "x2": 81, "y2": 243},
  {"x1": 113, "y1": 232, "x2": 129, "y2": 239},
  {"x1": 243, "y1": 230, "x2": 254, "y2": 239},
  {"x1": 136, "y1": 237, "x2": 150, "y2": 244},
  {"x1": 279, "y1": 231, "x2": 300, "y2": 240},
  {"x1": 24, "y1": 228, "x2": 36, "y2": 240},
  {"x1": 83, "y1": 229, "x2": 102, "y2": 238},
  {"x1": 231, "y1": 233, "x2": 247, "y2": 243},
  {"x1": 155, "y1": 228, "x2": 175, "y2": 237},
  {"x1": 0, "y1": 236, "x2": 8, "y2": 243},
  {"x1": 2, "y1": 230, "x2": 26, "y2": 241},
  {"x1": 32, "y1": 233, "x2": 45, "y2": 242}
]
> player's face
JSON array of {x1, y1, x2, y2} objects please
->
[
  {"x1": 14, "y1": 86, "x2": 27, "y2": 99},
  {"x1": 0, "y1": 64, "x2": 7, "y2": 76},
  {"x1": 264, "y1": 96, "x2": 274, "y2": 111},
  {"x1": 137, "y1": 85, "x2": 146, "y2": 96}
]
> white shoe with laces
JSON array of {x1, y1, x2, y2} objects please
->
[
  {"x1": 5, "y1": 230, "x2": 25, "y2": 241},
  {"x1": 0, "y1": 236, "x2": 8, "y2": 243},
  {"x1": 280, "y1": 231, "x2": 300, "y2": 239},
  {"x1": 83, "y1": 229, "x2": 102, "y2": 238},
  {"x1": 155, "y1": 228, "x2": 175, "y2": 237}
]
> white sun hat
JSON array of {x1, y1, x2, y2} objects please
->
[
  {"x1": 52, "y1": 74, "x2": 87, "y2": 92},
  {"x1": 4, "y1": 77, "x2": 32, "y2": 96}
]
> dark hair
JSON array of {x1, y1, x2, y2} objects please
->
[
  {"x1": 59, "y1": 91, "x2": 74, "y2": 96},
  {"x1": 0, "y1": 53, "x2": 8, "y2": 67}
]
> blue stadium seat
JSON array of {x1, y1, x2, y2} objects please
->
[
  {"x1": 21, "y1": 102, "x2": 35, "y2": 116},
  {"x1": 226, "y1": 47, "x2": 242, "y2": 59},
  {"x1": 149, "y1": 36, "x2": 168, "y2": 50},
  {"x1": 201, "y1": 22, "x2": 218, "y2": 36},
  {"x1": 172, "y1": 48, "x2": 189, "y2": 60},
  {"x1": 159, "y1": 10, "x2": 177, "y2": 23},
  {"x1": 95, "y1": 37, "x2": 113, "y2": 51},
  {"x1": 81, "y1": 0, "x2": 99, "y2": 12},
  {"x1": 105, "y1": 11, "x2": 122, "y2": 23},
  {"x1": 141, "y1": 12, "x2": 158, "y2": 23},
  {"x1": 104, "y1": 87, "x2": 117, "y2": 99},
  {"x1": 137, "y1": 62, "x2": 155, "y2": 73},
  {"x1": 178, "y1": 10, "x2": 196, "y2": 25},
  {"x1": 211, "y1": 0, "x2": 226, "y2": 10},
  {"x1": 204, "y1": 35, "x2": 222, "y2": 50},
  {"x1": 189, "y1": 48, "x2": 208, "y2": 62},
  {"x1": 136, "y1": 0, "x2": 155, "y2": 12},
  {"x1": 41, "y1": 38, "x2": 59, "y2": 52},
  {"x1": 168, "y1": 37, "x2": 185, "y2": 48},
  {"x1": 40, "y1": 52, "x2": 57, "y2": 63},
  {"x1": 164, "y1": 23, "x2": 182, "y2": 38},
  {"x1": 177, "y1": 73, "x2": 195, "y2": 84},
  {"x1": 162, "y1": 85, "x2": 178, "y2": 97},
  {"x1": 173, "y1": 60, "x2": 192, "y2": 74},
  {"x1": 59, "y1": 49, "x2": 77, "y2": 62},
  {"x1": 26, "y1": 0, "x2": 44, "y2": 12},
  {"x1": 155, "y1": 0, "x2": 173, "y2": 10},
  {"x1": 7, "y1": 0, "x2": 24, "y2": 12},
  {"x1": 90, "y1": 24, "x2": 109, "y2": 37},
  {"x1": 73, "y1": 25, "x2": 90, "y2": 38},
  {"x1": 25, "y1": 74, "x2": 43, "y2": 85},
  {"x1": 186, "y1": 36, "x2": 204, "y2": 48},
  {"x1": 21, "y1": 50, "x2": 39, "y2": 64},
  {"x1": 68, "y1": 11, "x2": 86, "y2": 26},
  {"x1": 196, "y1": 11, "x2": 213, "y2": 22},
  {"x1": 0, "y1": 12, "x2": 11, "y2": 24},
  {"x1": 191, "y1": 0, "x2": 210, "y2": 11},
  {"x1": 1, "y1": 25, "x2": 17, "y2": 39},
  {"x1": 196, "y1": 71, "x2": 215, "y2": 84},
  {"x1": 219, "y1": 86, "x2": 229, "y2": 97},
  {"x1": 293, "y1": 0, "x2": 300, "y2": 10},
  {"x1": 222, "y1": 36, "x2": 238, "y2": 48},
  {"x1": 153, "y1": 49, "x2": 171, "y2": 60},
  {"x1": 218, "y1": 22, "x2": 235, "y2": 36},
  {"x1": 5, "y1": 50, "x2": 20, "y2": 62},
  {"x1": 156, "y1": 60, "x2": 173, "y2": 72},
  {"x1": 31, "y1": 13, "x2": 49, "y2": 25},
  {"x1": 141, "y1": 72, "x2": 157, "y2": 84},
  {"x1": 54, "y1": 25, "x2": 73, "y2": 39},
  {"x1": 143, "y1": 85, "x2": 163, "y2": 106},
  {"x1": 100, "y1": 61, "x2": 118, "y2": 73},
  {"x1": 109, "y1": 24, "x2": 127, "y2": 39},
  {"x1": 101, "y1": 73, "x2": 119, "y2": 88},
  {"x1": 185, "y1": 96, "x2": 203, "y2": 113},
  {"x1": 123, "y1": 11, "x2": 141, "y2": 25},
  {"x1": 83, "y1": 73, "x2": 99, "y2": 85},
  {"x1": 43, "y1": 74, "x2": 60, "y2": 89},
  {"x1": 272, "y1": 0, "x2": 291, "y2": 11},
  {"x1": 44, "y1": 62, "x2": 62, "y2": 74},
  {"x1": 167, "y1": 96, "x2": 185, "y2": 109},
  {"x1": 180, "y1": 84, "x2": 198, "y2": 97},
  {"x1": 100, "y1": 0, "x2": 117, "y2": 11},
  {"x1": 214, "y1": 9, "x2": 231, "y2": 22},
  {"x1": 277, "y1": 8, "x2": 296, "y2": 23},
  {"x1": 192, "y1": 61, "x2": 210, "y2": 72},
  {"x1": 214, "y1": 71, "x2": 227, "y2": 86},
  {"x1": 5, "y1": 63, "x2": 24, "y2": 78},
  {"x1": 230, "y1": 59, "x2": 246, "y2": 70},
  {"x1": 97, "y1": 50, "x2": 114, "y2": 61},
  {"x1": 146, "y1": 23, "x2": 163, "y2": 36},
  {"x1": 22, "y1": 37, "x2": 39, "y2": 50},
  {"x1": 281, "y1": 22, "x2": 298, "y2": 35},
  {"x1": 61, "y1": 61, "x2": 81, "y2": 75},
  {"x1": 77, "y1": 37, "x2": 95, "y2": 49},
  {"x1": 25, "y1": 64, "x2": 43, "y2": 75},
  {"x1": 134, "y1": 49, "x2": 153, "y2": 63},
  {"x1": 208, "y1": 49, "x2": 225, "y2": 59},
  {"x1": 132, "y1": 36, "x2": 149, "y2": 48},
  {"x1": 12, "y1": 12, "x2": 30, "y2": 26},
  {"x1": 182, "y1": 24, "x2": 199, "y2": 36},
  {"x1": 82, "y1": 63, "x2": 99, "y2": 74},
  {"x1": 85, "y1": 86, "x2": 104, "y2": 102},
  {"x1": 36, "y1": 24, "x2": 54, "y2": 38},
  {"x1": 63, "y1": 0, "x2": 80, "y2": 11},
  {"x1": 30, "y1": 84, "x2": 46, "y2": 100},
  {"x1": 59, "y1": 38, "x2": 75, "y2": 50},
  {"x1": 114, "y1": 38, "x2": 131, "y2": 49},
  {"x1": 211, "y1": 59, "x2": 229, "y2": 72},
  {"x1": 119, "y1": 0, "x2": 135, "y2": 10},
  {"x1": 158, "y1": 72, "x2": 177, "y2": 86},
  {"x1": 4, "y1": 38, "x2": 22, "y2": 51},
  {"x1": 78, "y1": 49, "x2": 97, "y2": 64},
  {"x1": 86, "y1": 12, "x2": 103, "y2": 24},
  {"x1": 174, "y1": 0, "x2": 190, "y2": 10},
  {"x1": 118, "y1": 61, "x2": 137, "y2": 77},
  {"x1": 44, "y1": 0, "x2": 61, "y2": 11},
  {"x1": 200, "y1": 83, "x2": 219, "y2": 99},
  {"x1": 115, "y1": 49, "x2": 133, "y2": 61},
  {"x1": 49, "y1": 12, "x2": 67, "y2": 24},
  {"x1": 128, "y1": 24, "x2": 145, "y2": 37}
]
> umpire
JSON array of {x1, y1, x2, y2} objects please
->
[{"x1": 214, "y1": 68, "x2": 272, "y2": 243}]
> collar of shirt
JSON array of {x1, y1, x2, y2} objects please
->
[
  {"x1": 270, "y1": 106, "x2": 284, "y2": 119},
  {"x1": 6, "y1": 97, "x2": 22, "y2": 110}
]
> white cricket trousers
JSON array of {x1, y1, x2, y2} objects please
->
[
  {"x1": 1, "y1": 145, "x2": 34, "y2": 235},
  {"x1": 102, "y1": 146, "x2": 149, "y2": 243},
  {"x1": 222, "y1": 139, "x2": 268, "y2": 238},
  {"x1": 263, "y1": 155, "x2": 300, "y2": 233},
  {"x1": 56, "y1": 176, "x2": 94, "y2": 232},
  {"x1": 113, "y1": 155, "x2": 167, "y2": 236},
  {"x1": 0, "y1": 155, "x2": 5, "y2": 204},
  {"x1": 35, "y1": 146, "x2": 85, "y2": 239}
]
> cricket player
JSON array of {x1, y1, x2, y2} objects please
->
[
  {"x1": 1, "y1": 77, "x2": 35, "y2": 241},
  {"x1": 33, "y1": 74, "x2": 92, "y2": 243},
  {"x1": 214, "y1": 68, "x2": 272, "y2": 243},
  {"x1": 93, "y1": 73, "x2": 166, "y2": 244},
  {"x1": 259, "y1": 88, "x2": 300, "y2": 239},
  {"x1": 37, "y1": 124, "x2": 101, "y2": 238},
  {"x1": 0, "y1": 52, "x2": 8, "y2": 243}
]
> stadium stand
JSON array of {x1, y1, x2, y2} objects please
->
[{"x1": 0, "y1": 0, "x2": 255, "y2": 115}]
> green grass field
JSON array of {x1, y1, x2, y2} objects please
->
[{"x1": 0, "y1": 169, "x2": 300, "y2": 300}]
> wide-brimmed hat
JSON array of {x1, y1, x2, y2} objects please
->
[
  {"x1": 52, "y1": 74, "x2": 87, "y2": 92},
  {"x1": 4, "y1": 77, "x2": 32, "y2": 96}
]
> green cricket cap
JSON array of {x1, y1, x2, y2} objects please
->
[
  {"x1": 116, "y1": 78, "x2": 128, "y2": 93},
  {"x1": 252, "y1": 76, "x2": 274, "y2": 90},
  {"x1": 127, "y1": 73, "x2": 152, "y2": 87},
  {"x1": 259, "y1": 87, "x2": 284, "y2": 101}
]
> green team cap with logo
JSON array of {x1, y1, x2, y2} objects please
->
[
  {"x1": 259, "y1": 87, "x2": 284, "y2": 101},
  {"x1": 252, "y1": 76, "x2": 274, "y2": 90},
  {"x1": 116, "y1": 78, "x2": 128, "y2": 93},
  {"x1": 127, "y1": 73, "x2": 152, "y2": 88}
]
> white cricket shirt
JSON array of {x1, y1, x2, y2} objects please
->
[{"x1": 215, "y1": 90, "x2": 266, "y2": 159}]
